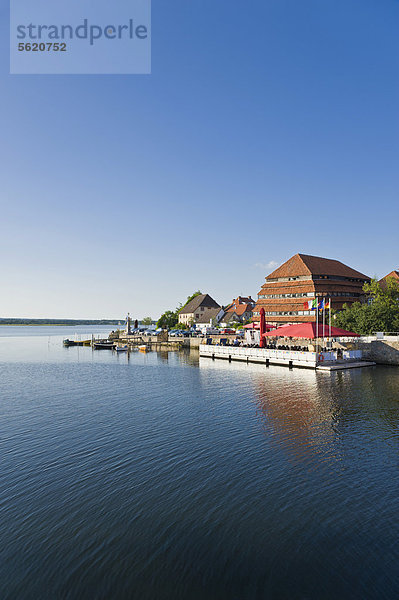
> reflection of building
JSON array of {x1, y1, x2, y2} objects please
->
[
  {"x1": 178, "y1": 294, "x2": 222, "y2": 326},
  {"x1": 198, "y1": 357, "x2": 336, "y2": 463},
  {"x1": 253, "y1": 253, "x2": 370, "y2": 326}
]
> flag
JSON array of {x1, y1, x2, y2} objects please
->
[
  {"x1": 318, "y1": 299, "x2": 325, "y2": 310},
  {"x1": 325, "y1": 300, "x2": 330, "y2": 309},
  {"x1": 310, "y1": 299, "x2": 317, "y2": 310}
]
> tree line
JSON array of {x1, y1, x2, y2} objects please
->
[
  {"x1": 157, "y1": 291, "x2": 202, "y2": 329},
  {"x1": 0, "y1": 318, "x2": 121, "y2": 325},
  {"x1": 334, "y1": 278, "x2": 399, "y2": 334}
]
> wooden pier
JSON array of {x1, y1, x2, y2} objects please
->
[{"x1": 199, "y1": 344, "x2": 375, "y2": 370}]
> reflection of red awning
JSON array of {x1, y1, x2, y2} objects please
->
[{"x1": 263, "y1": 323, "x2": 359, "y2": 339}]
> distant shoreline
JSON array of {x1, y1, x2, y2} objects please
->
[{"x1": 0, "y1": 321, "x2": 121, "y2": 327}]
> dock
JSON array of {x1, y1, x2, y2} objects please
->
[{"x1": 199, "y1": 344, "x2": 375, "y2": 370}]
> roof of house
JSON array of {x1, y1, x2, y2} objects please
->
[
  {"x1": 225, "y1": 303, "x2": 253, "y2": 316},
  {"x1": 379, "y1": 271, "x2": 399, "y2": 289},
  {"x1": 380, "y1": 270, "x2": 399, "y2": 282},
  {"x1": 222, "y1": 311, "x2": 245, "y2": 323},
  {"x1": 195, "y1": 307, "x2": 223, "y2": 324},
  {"x1": 267, "y1": 254, "x2": 370, "y2": 280},
  {"x1": 179, "y1": 293, "x2": 220, "y2": 315},
  {"x1": 225, "y1": 296, "x2": 255, "y2": 313}
]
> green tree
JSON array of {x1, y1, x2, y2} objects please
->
[
  {"x1": 141, "y1": 316, "x2": 152, "y2": 326},
  {"x1": 181, "y1": 290, "x2": 202, "y2": 309},
  {"x1": 157, "y1": 311, "x2": 178, "y2": 329},
  {"x1": 334, "y1": 278, "x2": 399, "y2": 334},
  {"x1": 157, "y1": 291, "x2": 202, "y2": 331}
]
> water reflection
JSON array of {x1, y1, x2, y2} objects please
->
[
  {"x1": 256, "y1": 370, "x2": 343, "y2": 468},
  {"x1": 198, "y1": 357, "x2": 399, "y2": 470},
  {"x1": 2, "y1": 335, "x2": 399, "y2": 599},
  {"x1": 175, "y1": 348, "x2": 200, "y2": 367}
]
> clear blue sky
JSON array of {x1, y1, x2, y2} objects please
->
[{"x1": 1, "y1": 0, "x2": 398, "y2": 319}]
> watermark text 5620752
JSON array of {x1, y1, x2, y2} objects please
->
[{"x1": 10, "y1": 0, "x2": 151, "y2": 74}]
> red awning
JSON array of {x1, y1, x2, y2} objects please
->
[
  {"x1": 243, "y1": 322, "x2": 260, "y2": 329},
  {"x1": 244, "y1": 322, "x2": 275, "y2": 331},
  {"x1": 263, "y1": 322, "x2": 359, "y2": 339}
]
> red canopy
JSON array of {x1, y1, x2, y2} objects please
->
[
  {"x1": 244, "y1": 322, "x2": 275, "y2": 331},
  {"x1": 263, "y1": 322, "x2": 359, "y2": 339}
]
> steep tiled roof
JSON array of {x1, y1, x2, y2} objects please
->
[
  {"x1": 195, "y1": 307, "x2": 223, "y2": 324},
  {"x1": 379, "y1": 271, "x2": 399, "y2": 289},
  {"x1": 267, "y1": 254, "x2": 369, "y2": 280},
  {"x1": 225, "y1": 303, "x2": 253, "y2": 316},
  {"x1": 225, "y1": 296, "x2": 255, "y2": 313},
  {"x1": 179, "y1": 293, "x2": 220, "y2": 315},
  {"x1": 380, "y1": 270, "x2": 399, "y2": 282}
]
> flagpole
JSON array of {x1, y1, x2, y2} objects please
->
[
  {"x1": 316, "y1": 294, "x2": 319, "y2": 355},
  {"x1": 323, "y1": 297, "x2": 325, "y2": 340},
  {"x1": 329, "y1": 297, "x2": 331, "y2": 337}
]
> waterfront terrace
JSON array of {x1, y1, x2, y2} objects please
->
[{"x1": 253, "y1": 253, "x2": 370, "y2": 326}]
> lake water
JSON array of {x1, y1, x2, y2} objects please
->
[{"x1": 1, "y1": 327, "x2": 399, "y2": 599}]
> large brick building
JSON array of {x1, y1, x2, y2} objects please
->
[{"x1": 253, "y1": 253, "x2": 370, "y2": 326}]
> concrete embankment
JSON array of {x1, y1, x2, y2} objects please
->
[
  {"x1": 114, "y1": 333, "x2": 227, "y2": 350},
  {"x1": 358, "y1": 338, "x2": 399, "y2": 366}
]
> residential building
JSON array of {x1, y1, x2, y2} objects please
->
[
  {"x1": 253, "y1": 253, "x2": 370, "y2": 326},
  {"x1": 194, "y1": 307, "x2": 225, "y2": 330},
  {"x1": 221, "y1": 296, "x2": 255, "y2": 324},
  {"x1": 379, "y1": 270, "x2": 399, "y2": 289},
  {"x1": 178, "y1": 294, "x2": 222, "y2": 326}
]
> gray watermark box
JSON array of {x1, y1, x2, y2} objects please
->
[{"x1": 10, "y1": 0, "x2": 151, "y2": 74}]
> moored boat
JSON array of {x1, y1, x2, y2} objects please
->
[
  {"x1": 93, "y1": 340, "x2": 115, "y2": 349},
  {"x1": 115, "y1": 345, "x2": 128, "y2": 352},
  {"x1": 138, "y1": 344, "x2": 150, "y2": 352},
  {"x1": 63, "y1": 339, "x2": 84, "y2": 347}
]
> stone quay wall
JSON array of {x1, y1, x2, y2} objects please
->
[{"x1": 358, "y1": 338, "x2": 399, "y2": 366}]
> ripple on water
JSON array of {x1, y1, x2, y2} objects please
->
[{"x1": 0, "y1": 334, "x2": 399, "y2": 599}]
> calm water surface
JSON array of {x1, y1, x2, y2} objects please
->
[{"x1": 1, "y1": 327, "x2": 399, "y2": 599}]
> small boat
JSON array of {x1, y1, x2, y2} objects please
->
[
  {"x1": 63, "y1": 339, "x2": 83, "y2": 347},
  {"x1": 138, "y1": 344, "x2": 150, "y2": 352},
  {"x1": 93, "y1": 340, "x2": 115, "y2": 349},
  {"x1": 115, "y1": 345, "x2": 128, "y2": 352}
]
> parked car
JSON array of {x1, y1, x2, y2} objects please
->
[{"x1": 219, "y1": 328, "x2": 236, "y2": 335}]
